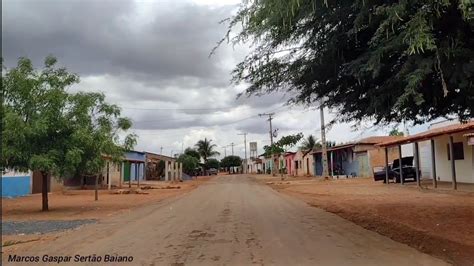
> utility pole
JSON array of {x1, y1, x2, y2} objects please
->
[
  {"x1": 319, "y1": 101, "x2": 329, "y2": 178},
  {"x1": 229, "y1": 142, "x2": 235, "y2": 156},
  {"x1": 259, "y1": 113, "x2": 276, "y2": 176},
  {"x1": 160, "y1": 147, "x2": 163, "y2": 155},
  {"x1": 238, "y1": 133, "x2": 248, "y2": 174},
  {"x1": 223, "y1": 146, "x2": 227, "y2": 157}
]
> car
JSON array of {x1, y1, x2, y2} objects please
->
[
  {"x1": 373, "y1": 156, "x2": 420, "y2": 183},
  {"x1": 208, "y1": 168, "x2": 218, "y2": 175}
]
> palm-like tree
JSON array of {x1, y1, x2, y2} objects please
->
[
  {"x1": 300, "y1": 135, "x2": 321, "y2": 157},
  {"x1": 195, "y1": 138, "x2": 220, "y2": 163}
]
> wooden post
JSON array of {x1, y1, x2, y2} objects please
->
[
  {"x1": 449, "y1": 135, "x2": 457, "y2": 190},
  {"x1": 430, "y1": 139, "x2": 437, "y2": 188},
  {"x1": 330, "y1": 151, "x2": 334, "y2": 178},
  {"x1": 398, "y1": 145, "x2": 403, "y2": 185},
  {"x1": 107, "y1": 162, "x2": 112, "y2": 190},
  {"x1": 137, "y1": 163, "x2": 140, "y2": 188},
  {"x1": 128, "y1": 163, "x2": 131, "y2": 188},
  {"x1": 414, "y1": 142, "x2": 421, "y2": 187},
  {"x1": 384, "y1": 147, "x2": 389, "y2": 184}
]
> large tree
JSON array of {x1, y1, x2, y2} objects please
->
[
  {"x1": 219, "y1": 0, "x2": 474, "y2": 125},
  {"x1": 184, "y1": 147, "x2": 201, "y2": 161},
  {"x1": 195, "y1": 138, "x2": 220, "y2": 163},
  {"x1": 2, "y1": 56, "x2": 136, "y2": 210}
]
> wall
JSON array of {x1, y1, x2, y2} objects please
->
[
  {"x1": 2, "y1": 171, "x2": 31, "y2": 197},
  {"x1": 434, "y1": 133, "x2": 474, "y2": 183},
  {"x1": 418, "y1": 140, "x2": 433, "y2": 178},
  {"x1": 367, "y1": 146, "x2": 399, "y2": 169},
  {"x1": 130, "y1": 163, "x2": 145, "y2": 181}
]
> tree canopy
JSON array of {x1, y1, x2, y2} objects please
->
[
  {"x1": 389, "y1": 127, "x2": 404, "y2": 136},
  {"x1": 300, "y1": 135, "x2": 321, "y2": 151},
  {"x1": 184, "y1": 147, "x2": 201, "y2": 161},
  {"x1": 2, "y1": 56, "x2": 136, "y2": 210},
  {"x1": 195, "y1": 138, "x2": 220, "y2": 162},
  {"x1": 205, "y1": 158, "x2": 220, "y2": 170},
  {"x1": 177, "y1": 154, "x2": 200, "y2": 175},
  {"x1": 263, "y1": 133, "x2": 303, "y2": 157},
  {"x1": 220, "y1": 155, "x2": 242, "y2": 168},
  {"x1": 220, "y1": 0, "x2": 474, "y2": 125}
]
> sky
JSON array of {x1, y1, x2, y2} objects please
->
[{"x1": 2, "y1": 0, "x2": 430, "y2": 159}]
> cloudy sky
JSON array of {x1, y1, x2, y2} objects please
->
[{"x1": 3, "y1": 0, "x2": 429, "y2": 159}]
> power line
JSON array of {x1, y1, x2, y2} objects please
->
[{"x1": 122, "y1": 106, "x2": 234, "y2": 111}]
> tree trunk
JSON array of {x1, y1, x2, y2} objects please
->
[
  {"x1": 41, "y1": 171, "x2": 49, "y2": 211},
  {"x1": 95, "y1": 175, "x2": 99, "y2": 201}
]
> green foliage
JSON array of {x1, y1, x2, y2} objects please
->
[
  {"x1": 184, "y1": 147, "x2": 201, "y2": 160},
  {"x1": 195, "y1": 138, "x2": 220, "y2": 162},
  {"x1": 263, "y1": 133, "x2": 303, "y2": 157},
  {"x1": 220, "y1": 155, "x2": 242, "y2": 168},
  {"x1": 389, "y1": 127, "x2": 404, "y2": 136},
  {"x1": 205, "y1": 158, "x2": 220, "y2": 170},
  {"x1": 300, "y1": 135, "x2": 321, "y2": 151},
  {"x1": 220, "y1": 0, "x2": 474, "y2": 125},
  {"x1": 2, "y1": 56, "x2": 136, "y2": 209},
  {"x1": 177, "y1": 154, "x2": 200, "y2": 175}
]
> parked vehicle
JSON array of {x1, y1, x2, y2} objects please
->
[
  {"x1": 208, "y1": 168, "x2": 218, "y2": 175},
  {"x1": 373, "y1": 156, "x2": 420, "y2": 183}
]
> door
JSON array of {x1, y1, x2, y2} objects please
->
[
  {"x1": 32, "y1": 171, "x2": 50, "y2": 194},
  {"x1": 357, "y1": 153, "x2": 369, "y2": 177},
  {"x1": 306, "y1": 158, "x2": 310, "y2": 175},
  {"x1": 123, "y1": 162, "x2": 131, "y2": 182}
]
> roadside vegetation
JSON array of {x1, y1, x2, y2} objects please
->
[{"x1": 2, "y1": 56, "x2": 137, "y2": 211}]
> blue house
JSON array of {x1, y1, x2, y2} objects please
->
[
  {"x1": 312, "y1": 136, "x2": 403, "y2": 178},
  {"x1": 2, "y1": 170, "x2": 31, "y2": 197},
  {"x1": 123, "y1": 150, "x2": 146, "y2": 182}
]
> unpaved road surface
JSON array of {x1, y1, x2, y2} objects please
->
[{"x1": 3, "y1": 175, "x2": 448, "y2": 265}]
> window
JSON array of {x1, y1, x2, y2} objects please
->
[{"x1": 447, "y1": 142, "x2": 464, "y2": 160}]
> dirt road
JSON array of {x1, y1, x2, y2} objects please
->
[{"x1": 4, "y1": 175, "x2": 448, "y2": 265}]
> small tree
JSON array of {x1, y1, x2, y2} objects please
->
[
  {"x1": 67, "y1": 92, "x2": 136, "y2": 201},
  {"x1": 389, "y1": 127, "x2": 404, "y2": 136},
  {"x1": 2, "y1": 56, "x2": 135, "y2": 210},
  {"x1": 220, "y1": 155, "x2": 242, "y2": 173},
  {"x1": 177, "y1": 154, "x2": 199, "y2": 175},
  {"x1": 205, "y1": 158, "x2": 220, "y2": 170}
]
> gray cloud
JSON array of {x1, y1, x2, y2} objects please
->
[{"x1": 3, "y1": 0, "x2": 236, "y2": 88}]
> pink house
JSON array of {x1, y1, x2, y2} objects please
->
[{"x1": 285, "y1": 152, "x2": 296, "y2": 176}]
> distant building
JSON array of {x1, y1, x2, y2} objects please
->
[{"x1": 311, "y1": 136, "x2": 404, "y2": 178}]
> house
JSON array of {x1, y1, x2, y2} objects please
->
[
  {"x1": 312, "y1": 136, "x2": 404, "y2": 178},
  {"x1": 122, "y1": 150, "x2": 146, "y2": 184},
  {"x1": 145, "y1": 152, "x2": 176, "y2": 181},
  {"x1": 285, "y1": 150, "x2": 314, "y2": 177},
  {"x1": 64, "y1": 150, "x2": 146, "y2": 189},
  {"x1": 2, "y1": 169, "x2": 63, "y2": 197},
  {"x1": 378, "y1": 120, "x2": 474, "y2": 187},
  {"x1": 246, "y1": 158, "x2": 263, "y2": 174},
  {"x1": 2, "y1": 169, "x2": 31, "y2": 197},
  {"x1": 284, "y1": 152, "x2": 296, "y2": 176}
]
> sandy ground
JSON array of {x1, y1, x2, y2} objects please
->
[
  {"x1": 2, "y1": 178, "x2": 210, "y2": 221},
  {"x1": 3, "y1": 175, "x2": 447, "y2": 266},
  {"x1": 1, "y1": 178, "x2": 210, "y2": 249},
  {"x1": 259, "y1": 176, "x2": 474, "y2": 266}
]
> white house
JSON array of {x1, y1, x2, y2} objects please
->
[{"x1": 379, "y1": 120, "x2": 474, "y2": 187}]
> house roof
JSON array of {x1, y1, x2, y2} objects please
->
[
  {"x1": 144, "y1": 151, "x2": 176, "y2": 161},
  {"x1": 378, "y1": 120, "x2": 474, "y2": 147},
  {"x1": 310, "y1": 136, "x2": 403, "y2": 154}
]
